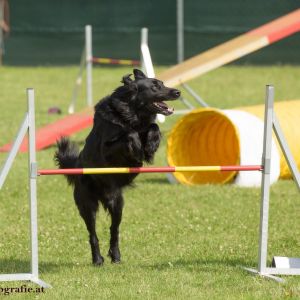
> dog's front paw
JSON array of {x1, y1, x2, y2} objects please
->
[
  {"x1": 128, "y1": 132, "x2": 144, "y2": 162},
  {"x1": 145, "y1": 124, "x2": 161, "y2": 162}
]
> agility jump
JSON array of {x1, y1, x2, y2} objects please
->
[
  {"x1": 1, "y1": 86, "x2": 300, "y2": 287},
  {"x1": 68, "y1": 25, "x2": 154, "y2": 113}
]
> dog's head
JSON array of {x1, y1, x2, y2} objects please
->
[{"x1": 122, "y1": 69, "x2": 181, "y2": 116}]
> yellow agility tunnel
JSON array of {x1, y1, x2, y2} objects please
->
[{"x1": 167, "y1": 100, "x2": 300, "y2": 187}]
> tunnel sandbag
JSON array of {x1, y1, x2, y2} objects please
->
[{"x1": 167, "y1": 107, "x2": 281, "y2": 186}]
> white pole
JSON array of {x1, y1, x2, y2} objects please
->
[
  {"x1": 27, "y1": 89, "x2": 51, "y2": 288},
  {"x1": 0, "y1": 115, "x2": 28, "y2": 189},
  {"x1": 258, "y1": 85, "x2": 274, "y2": 274},
  {"x1": 177, "y1": 0, "x2": 184, "y2": 63},
  {"x1": 85, "y1": 25, "x2": 93, "y2": 107},
  {"x1": 141, "y1": 28, "x2": 147, "y2": 74},
  {"x1": 27, "y1": 89, "x2": 39, "y2": 279},
  {"x1": 140, "y1": 27, "x2": 155, "y2": 78},
  {"x1": 273, "y1": 115, "x2": 300, "y2": 191}
]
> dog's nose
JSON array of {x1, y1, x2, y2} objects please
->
[{"x1": 172, "y1": 89, "x2": 181, "y2": 98}]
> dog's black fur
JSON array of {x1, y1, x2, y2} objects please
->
[{"x1": 55, "y1": 69, "x2": 180, "y2": 265}]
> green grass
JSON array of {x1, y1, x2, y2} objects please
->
[{"x1": 1, "y1": 65, "x2": 300, "y2": 299}]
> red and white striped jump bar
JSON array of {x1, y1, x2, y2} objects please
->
[
  {"x1": 38, "y1": 165, "x2": 263, "y2": 175},
  {"x1": 92, "y1": 57, "x2": 140, "y2": 66}
]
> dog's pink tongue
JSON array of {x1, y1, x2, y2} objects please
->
[
  {"x1": 156, "y1": 101, "x2": 168, "y2": 109},
  {"x1": 154, "y1": 101, "x2": 174, "y2": 115}
]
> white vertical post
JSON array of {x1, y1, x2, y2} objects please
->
[
  {"x1": 140, "y1": 27, "x2": 155, "y2": 78},
  {"x1": 27, "y1": 89, "x2": 51, "y2": 288},
  {"x1": 85, "y1": 25, "x2": 93, "y2": 107},
  {"x1": 177, "y1": 0, "x2": 184, "y2": 63},
  {"x1": 258, "y1": 85, "x2": 274, "y2": 273},
  {"x1": 27, "y1": 88, "x2": 39, "y2": 279},
  {"x1": 141, "y1": 28, "x2": 147, "y2": 74}
]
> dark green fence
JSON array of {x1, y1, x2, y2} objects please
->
[{"x1": 3, "y1": 0, "x2": 300, "y2": 66}]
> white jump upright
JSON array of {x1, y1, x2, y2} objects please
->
[
  {"x1": 68, "y1": 25, "x2": 155, "y2": 114},
  {"x1": 140, "y1": 27, "x2": 155, "y2": 78},
  {"x1": 0, "y1": 89, "x2": 51, "y2": 288},
  {"x1": 245, "y1": 85, "x2": 300, "y2": 282}
]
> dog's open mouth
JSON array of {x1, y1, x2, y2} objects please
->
[{"x1": 148, "y1": 101, "x2": 174, "y2": 116}]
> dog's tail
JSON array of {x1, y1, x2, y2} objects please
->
[{"x1": 54, "y1": 137, "x2": 79, "y2": 186}]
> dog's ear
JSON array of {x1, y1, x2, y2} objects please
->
[
  {"x1": 133, "y1": 69, "x2": 147, "y2": 80},
  {"x1": 121, "y1": 74, "x2": 133, "y2": 85}
]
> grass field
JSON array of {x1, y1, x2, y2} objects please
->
[{"x1": 1, "y1": 65, "x2": 300, "y2": 299}]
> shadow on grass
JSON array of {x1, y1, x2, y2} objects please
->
[
  {"x1": 139, "y1": 177, "x2": 171, "y2": 185},
  {"x1": 0, "y1": 258, "x2": 76, "y2": 274},
  {"x1": 144, "y1": 258, "x2": 257, "y2": 272}
]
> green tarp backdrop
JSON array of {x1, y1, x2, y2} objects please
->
[{"x1": 3, "y1": 0, "x2": 300, "y2": 66}]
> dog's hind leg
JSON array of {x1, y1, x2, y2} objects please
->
[
  {"x1": 74, "y1": 184, "x2": 104, "y2": 266},
  {"x1": 103, "y1": 189, "x2": 124, "y2": 263}
]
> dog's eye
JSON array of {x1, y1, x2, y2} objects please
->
[{"x1": 153, "y1": 81, "x2": 161, "y2": 90}]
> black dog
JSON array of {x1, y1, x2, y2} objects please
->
[{"x1": 55, "y1": 69, "x2": 180, "y2": 265}]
